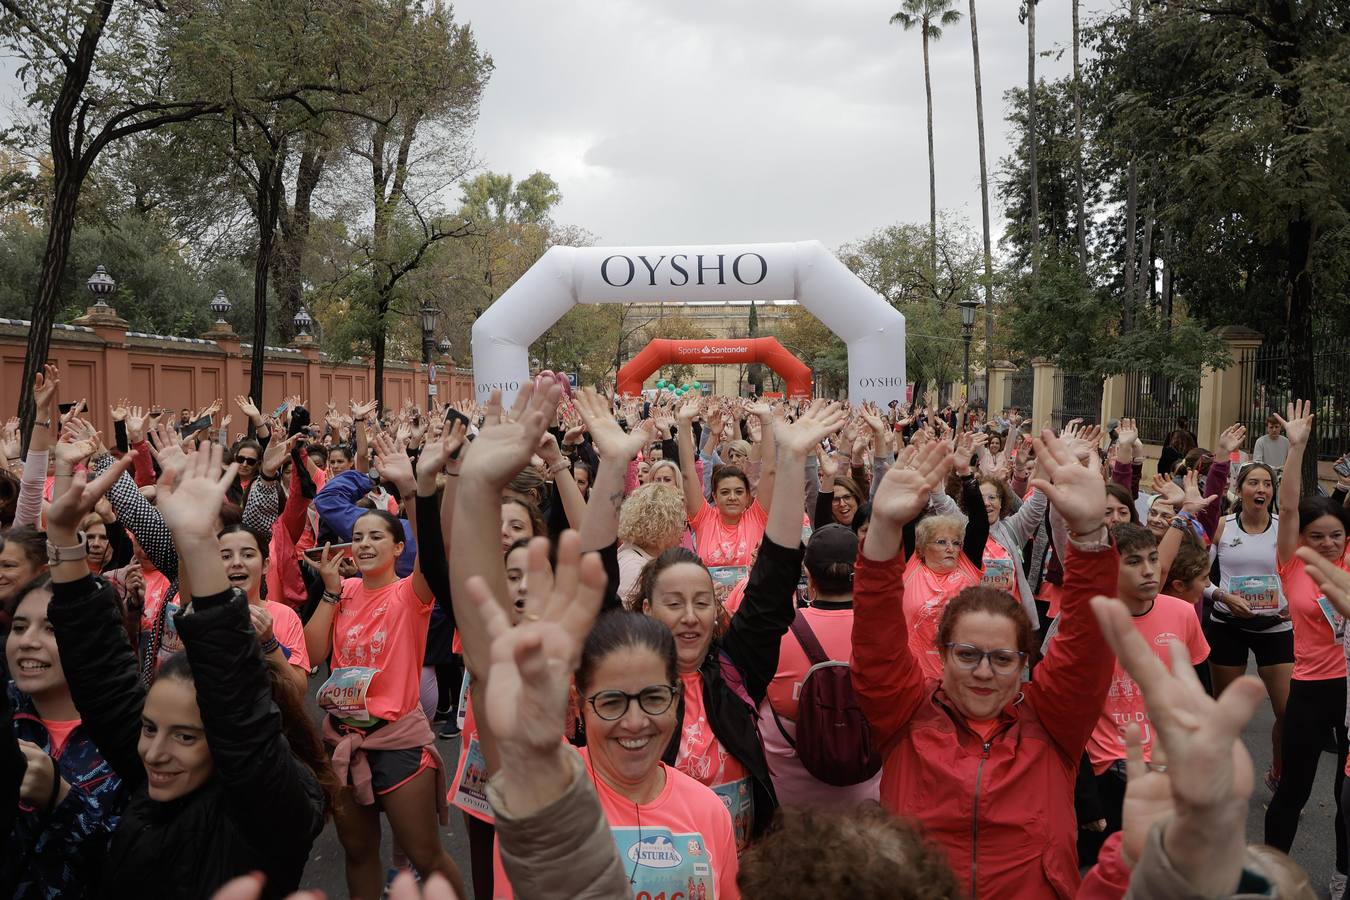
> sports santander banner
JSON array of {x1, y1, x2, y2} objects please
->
[{"x1": 471, "y1": 241, "x2": 905, "y2": 405}]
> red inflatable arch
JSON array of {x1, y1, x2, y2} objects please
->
[{"x1": 617, "y1": 337, "x2": 813, "y2": 398}]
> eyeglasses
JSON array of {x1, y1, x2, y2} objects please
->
[
  {"x1": 585, "y1": 684, "x2": 679, "y2": 721},
  {"x1": 945, "y1": 643, "x2": 1026, "y2": 675},
  {"x1": 928, "y1": 538, "x2": 960, "y2": 549},
  {"x1": 831, "y1": 495, "x2": 855, "y2": 505},
  {"x1": 236, "y1": 456, "x2": 259, "y2": 466}
]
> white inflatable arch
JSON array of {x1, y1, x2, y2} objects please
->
[{"x1": 471, "y1": 241, "x2": 906, "y2": 405}]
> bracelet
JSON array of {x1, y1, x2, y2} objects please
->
[
  {"x1": 547, "y1": 461, "x2": 570, "y2": 475},
  {"x1": 259, "y1": 470, "x2": 280, "y2": 481},
  {"x1": 260, "y1": 636, "x2": 281, "y2": 655},
  {"x1": 321, "y1": 590, "x2": 342, "y2": 605},
  {"x1": 35, "y1": 418, "x2": 51, "y2": 429},
  {"x1": 445, "y1": 471, "x2": 460, "y2": 477}
]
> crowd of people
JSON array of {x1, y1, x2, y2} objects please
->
[{"x1": 2, "y1": 362, "x2": 1348, "y2": 900}]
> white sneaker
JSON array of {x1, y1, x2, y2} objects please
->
[{"x1": 1330, "y1": 870, "x2": 1346, "y2": 900}]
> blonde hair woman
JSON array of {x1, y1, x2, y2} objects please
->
[{"x1": 617, "y1": 483, "x2": 688, "y2": 606}]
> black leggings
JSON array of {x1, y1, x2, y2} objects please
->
[
  {"x1": 463, "y1": 811, "x2": 495, "y2": 899},
  {"x1": 1264, "y1": 676, "x2": 1348, "y2": 874}
]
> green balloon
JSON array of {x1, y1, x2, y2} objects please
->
[{"x1": 656, "y1": 380, "x2": 668, "y2": 389}]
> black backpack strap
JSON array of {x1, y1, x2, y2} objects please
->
[{"x1": 789, "y1": 610, "x2": 830, "y2": 667}]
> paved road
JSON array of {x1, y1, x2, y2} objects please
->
[{"x1": 300, "y1": 662, "x2": 1343, "y2": 899}]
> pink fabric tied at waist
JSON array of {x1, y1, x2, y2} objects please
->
[{"x1": 322, "y1": 707, "x2": 449, "y2": 825}]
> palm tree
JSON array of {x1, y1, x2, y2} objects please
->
[
  {"x1": 967, "y1": 0, "x2": 995, "y2": 401},
  {"x1": 890, "y1": 0, "x2": 962, "y2": 307},
  {"x1": 1072, "y1": 0, "x2": 1088, "y2": 270},
  {"x1": 1020, "y1": 0, "x2": 1041, "y2": 282}
]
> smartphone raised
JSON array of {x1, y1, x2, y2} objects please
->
[{"x1": 303, "y1": 542, "x2": 353, "y2": 562}]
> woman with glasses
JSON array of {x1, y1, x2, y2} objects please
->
[
  {"x1": 491, "y1": 608, "x2": 740, "y2": 899},
  {"x1": 851, "y1": 433, "x2": 1121, "y2": 899},
  {"x1": 226, "y1": 439, "x2": 263, "y2": 506}
]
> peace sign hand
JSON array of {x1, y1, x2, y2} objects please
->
[{"x1": 466, "y1": 533, "x2": 607, "y2": 757}]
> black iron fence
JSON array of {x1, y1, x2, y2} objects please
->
[
  {"x1": 1007, "y1": 367, "x2": 1034, "y2": 415},
  {"x1": 1236, "y1": 337, "x2": 1350, "y2": 462},
  {"x1": 1124, "y1": 372, "x2": 1201, "y2": 445},
  {"x1": 1052, "y1": 373, "x2": 1104, "y2": 430}
]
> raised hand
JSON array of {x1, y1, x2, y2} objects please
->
[
  {"x1": 60, "y1": 399, "x2": 86, "y2": 426},
  {"x1": 773, "y1": 400, "x2": 846, "y2": 457},
  {"x1": 147, "y1": 423, "x2": 187, "y2": 481},
  {"x1": 110, "y1": 399, "x2": 129, "y2": 423},
  {"x1": 1, "y1": 417, "x2": 19, "y2": 460},
  {"x1": 235, "y1": 395, "x2": 262, "y2": 423},
  {"x1": 1030, "y1": 428, "x2": 1107, "y2": 536},
  {"x1": 32, "y1": 364, "x2": 59, "y2": 413},
  {"x1": 52, "y1": 419, "x2": 101, "y2": 469},
  {"x1": 300, "y1": 543, "x2": 347, "y2": 595},
  {"x1": 870, "y1": 440, "x2": 953, "y2": 530},
  {"x1": 1180, "y1": 469, "x2": 1218, "y2": 515},
  {"x1": 47, "y1": 452, "x2": 137, "y2": 538},
  {"x1": 1217, "y1": 423, "x2": 1247, "y2": 456},
  {"x1": 372, "y1": 432, "x2": 416, "y2": 495},
  {"x1": 126, "y1": 405, "x2": 147, "y2": 443},
  {"x1": 1118, "y1": 722, "x2": 1175, "y2": 867},
  {"x1": 1115, "y1": 417, "x2": 1139, "y2": 459},
  {"x1": 261, "y1": 433, "x2": 299, "y2": 478},
  {"x1": 247, "y1": 603, "x2": 275, "y2": 643},
  {"x1": 1274, "y1": 399, "x2": 1312, "y2": 448},
  {"x1": 574, "y1": 387, "x2": 651, "y2": 462},
  {"x1": 465, "y1": 533, "x2": 607, "y2": 759},
  {"x1": 817, "y1": 447, "x2": 840, "y2": 480},
  {"x1": 459, "y1": 383, "x2": 563, "y2": 490},
  {"x1": 1149, "y1": 472, "x2": 1185, "y2": 507},
  {"x1": 156, "y1": 443, "x2": 238, "y2": 540}
]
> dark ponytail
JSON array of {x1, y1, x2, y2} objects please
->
[{"x1": 577, "y1": 610, "x2": 677, "y2": 694}]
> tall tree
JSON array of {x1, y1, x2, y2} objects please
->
[
  {"x1": 1071, "y1": 0, "x2": 1088, "y2": 270},
  {"x1": 746, "y1": 301, "x2": 764, "y2": 394},
  {"x1": 889, "y1": 0, "x2": 962, "y2": 306},
  {"x1": 1, "y1": 0, "x2": 222, "y2": 443},
  {"x1": 966, "y1": 0, "x2": 995, "y2": 400},
  {"x1": 1020, "y1": 0, "x2": 1041, "y2": 283}
]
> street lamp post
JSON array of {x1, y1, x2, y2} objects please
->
[
  {"x1": 958, "y1": 296, "x2": 979, "y2": 404},
  {"x1": 421, "y1": 301, "x2": 441, "y2": 411}
]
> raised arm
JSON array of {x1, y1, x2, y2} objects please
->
[
  {"x1": 746, "y1": 402, "x2": 778, "y2": 513},
  {"x1": 539, "y1": 433, "x2": 587, "y2": 530},
  {"x1": 450, "y1": 384, "x2": 563, "y2": 678},
  {"x1": 722, "y1": 402, "x2": 847, "y2": 700},
  {"x1": 952, "y1": 433, "x2": 990, "y2": 567},
  {"x1": 676, "y1": 398, "x2": 706, "y2": 520},
  {"x1": 156, "y1": 444, "x2": 323, "y2": 846},
  {"x1": 1024, "y1": 429, "x2": 1119, "y2": 758},
  {"x1": 351, "y1": 399, "x2": 378, "y2": 475},
  {"x1": 45, "y1": 453, "x2": 148, "y2": 785},
  {"x1": 371, "y1": 432, "x2": 433, "y2": 604},
  {"x1": 1274, "y1": 400, "x2": 1311, "y2": 566},
  {"x1": 573, "y1": 388, "x2": 654, "y2": 554},
  {"x1": 14, "y1": 365, "x2": 59, "y2": 527},
  {"x1": 852, "y1": 441, "x2": 955, "y2": 745}
]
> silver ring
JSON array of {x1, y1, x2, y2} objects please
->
[{"x1": 1147, "y1": 763, "x2": 1168, "y2": 774}]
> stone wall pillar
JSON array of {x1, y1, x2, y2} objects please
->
[{"x1": 1031, "y1": 359, "x2": 1057, "y2": 431}]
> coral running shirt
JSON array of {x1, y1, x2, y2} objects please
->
[
  {"x1": 492, "y1": 747, "x2": 740, "y2": 900},
  {"x1": 1279, "y1": 551, "x2": 1350, "y2": 682},
  {"x1": 902, "y1": 555, "x2": 983, "y2": 679},
  {"x1": 675, "y1": 671, "x2": 753, "y2": 849},
  {"x1": 266, "y1": 599, "x2": 311, "y2": 671},
  {"x1": 690, "y1": 501, "x2": 767, "y2": 568},
  {"x1": 327, "y1": 575, "x2": 432, "y2": 722},
  {"x1": 1086, "y1": 594, "x2": 1209, "y2": 773}
]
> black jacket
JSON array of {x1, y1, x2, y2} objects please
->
[
  {"x1": 661, "y1": 536, "x2": 804, "y2": 840},
  {"x1": 50, "y1": 574, "x2": 325, "y2": 900}
]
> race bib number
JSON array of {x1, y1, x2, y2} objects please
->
[
  {"x1": 451, "y1": 734, "x2": 493, "y2": 821},
  {"x1": 711, "y1": 778, "x2": 753, "y2": 852},
  {"x1": 707, "y1": 567, "x2": 748, "y2": 605},
  {"x1": 456, "y1": 669, "x2": 471, "y2": 731},
  {"x1": 609, "y1": 827, "x2": 718, "y2": 900},
  {"x1": 157, "y1": 602, "x2": 185, "y2": 660},
  {"x1": 1316, "y1": 596, "x2": 1346, "y2": 641},
  {"x1": 316, "y1": 666, "x2": 379, "y2": 725},
  {"x1": 1229, "y1": 575, "x2": 1281, "y2": 612},
  {"x1": 981, "y1": 557, "x2": 1016, "y2": 594}
]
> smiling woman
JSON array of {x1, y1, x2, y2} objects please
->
[{"x1": 2, "y1": 575, "x2": 125, "y2": 899}]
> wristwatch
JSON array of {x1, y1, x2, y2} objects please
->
[{"x1": 47, "y1": 532, "x2": 88, "y2": 565}]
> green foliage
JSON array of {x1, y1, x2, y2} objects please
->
[
  {"x1": 889, "y1": 0, "x2": 962, "y2": 39},
  {"x1": 0, "y1": 214, "x2": 252, "y2": 337}
]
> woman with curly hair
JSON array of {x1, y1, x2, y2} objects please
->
[{"x1": 617, "y1": 483, "x2": 689, "y2": 606}]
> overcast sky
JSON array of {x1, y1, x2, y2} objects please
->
[
  {"x1": 1, "y1": 0, "x2": 1119, "y2": 252},
  {"x1": 453, "y1": 0, "x2": 1117, "y2": 251}
]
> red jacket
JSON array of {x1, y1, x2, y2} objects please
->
[{"x1": 851, "y1": 541, "x2": 1119, "y2": 900}]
